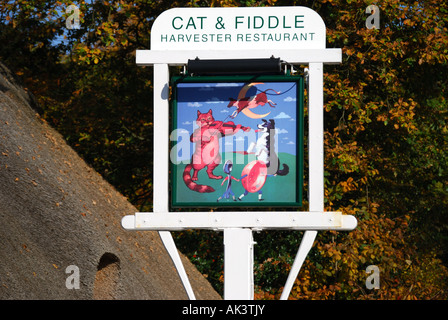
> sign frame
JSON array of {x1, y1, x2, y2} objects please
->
[{"x1": 169, "y1": 74, "x2": 304, "y2": 209}]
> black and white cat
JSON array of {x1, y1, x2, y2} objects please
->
[
  {"x1": 251, "y1": 118, "x2": 289, "y2": 176},
  {"x1": 239, "y1": 119, "x2": 290, "y2": 201}
]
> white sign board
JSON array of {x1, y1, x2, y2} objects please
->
[{"x1": 151, "y1": 6, "x2": 326, "y2": 51}]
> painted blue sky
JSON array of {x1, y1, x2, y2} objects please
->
[{"x1": 174, "y1": 81, "x2": 300, "y2": 162}]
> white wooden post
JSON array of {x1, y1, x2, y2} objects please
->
[
  {"x1": 307, "y1": 62, "x2": 325, "y2": 213},
  {"x1": 153, "y1": 63, "x2": 196, "y2": 300},
  {"x1": 152, "y1": 63, "x2": 169, "y2": 213},
  {"x1": 224, "y1": 228, "x2": 254, "y2": 300},
  {"x1": 280, "y1": 62, "x2": 324, "y2": 300}
]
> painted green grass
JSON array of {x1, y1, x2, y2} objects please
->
[{"x1": 173, "y1": 152, "x2": 300, "y2": 207}]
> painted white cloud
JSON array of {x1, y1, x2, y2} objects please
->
[
  {"x1": 177, "y1": 128, "x2": 190, "y2": 134},
  {"x1": 187, "y1": 102, "x2": 202, "y2": 108},
  {"x1": 206, "y1": 97, "x2": 222, "y2": 104},
  {"x1": 274, "y1": 112, "x2": 291, "y2": 119},
  {"x1": 275, "y1": 128, "x2": 288, "y2": 134},
  {"x1": 284, "y1": 96, "x2": 296, "y2": 102},
  {"x1": 215, "y1": 83, "x2": 240, "y2": 87}
]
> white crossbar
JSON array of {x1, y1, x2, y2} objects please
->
[{"x1": 121, "y1": 212, "x2": 357, "y2": 232}]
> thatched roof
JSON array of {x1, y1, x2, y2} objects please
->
[{"x1": 0, "y1": 61, "x2": 220, "y2": 300}]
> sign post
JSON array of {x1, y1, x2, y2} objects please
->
[{"x1": 121, "y1": 6, "x2": 357, "y2": 300}]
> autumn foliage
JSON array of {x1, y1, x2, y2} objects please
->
[{"x1": 1, "y1": 0, "x2": 447, "y2": 299}]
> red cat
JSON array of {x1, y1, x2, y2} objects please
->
[{"x1": 183, "y1": 109, "x2": 250, "y2": 193}]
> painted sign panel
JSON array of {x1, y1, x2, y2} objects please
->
[
  {"x1": 151, "y1": 6, "x2": 326, "y2": 51},
  {"x1": 170, "y1": 75, "x2": 304, "y2": 208}
]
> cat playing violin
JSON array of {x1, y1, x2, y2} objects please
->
[{"x1": 183, "y1": 109, "x2": 250, "y2": 193}]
